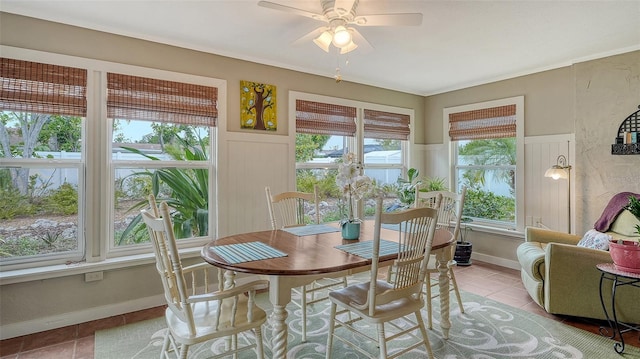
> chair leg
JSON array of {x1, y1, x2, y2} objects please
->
[
  {"x1": 377, "y1": 323, "x2": 388, "y2": 359},
  {"x1": 179, "y1": 344, "x2": 189, "y2": 359},
  {"x1": 254, "y1": 327, "x2": 264, "y2": 359},
  {"x1": 232, "y1": 334, "x2": 238, "y2": 359},
  {"x1": 425, "y1": 275, "x2": 433, "y2": 330},
  {"x1": 161, "y1": 331, "x2": 171, "y2": 359},
  {"x1": 449, "y1": 268, "x2": 465, "y2": 313},
  {"x1": 325, "y1": 303, "x2": 337, "y2": 359},
  {"x1": 415, "y1": 310, "x2": 435, "y2": 359},
  {"x1": 301, "y1": 285, "x2": 308, "y2": 342}
]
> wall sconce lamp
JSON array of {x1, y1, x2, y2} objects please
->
[{"x1": 544, "y1": 154, "x2": 572, "y2": 233}]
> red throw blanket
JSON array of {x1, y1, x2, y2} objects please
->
[{"x1": 594, "y1": 192, "x2": 640, "y2": 232}]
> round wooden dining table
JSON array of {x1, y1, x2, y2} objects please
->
[{"x1": 201, "y1": 221, "x2": 456, "y2": 359}]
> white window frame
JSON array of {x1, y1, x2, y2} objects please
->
[
  {"x1": 443, "y1": 96, "x2": 525, "y2": 233},
  {"x1": 290, "y1": 91, "x2": 413, "y2": 169},
  {"x1": 105, "y1": 68, "x2": 220, "y2": 258},
  {"x1": 290, "y1": 91, "x2": 413, "y2": 218},
  {"x1": 0, "y1": 46, "x2": 224, "y2": 272}
]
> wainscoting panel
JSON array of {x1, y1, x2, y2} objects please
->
[
  {"x1": 219, "y1": 135, "x2": 292, "y2": 236},
  {"x1": 524, "y1": 134, "x2": 574, "y2": 233},
  {"x1": 420, "y1": 144, "x2": 449, "y2": 186}
]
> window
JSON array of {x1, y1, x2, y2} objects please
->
[
  {"x1": 108, "y1": 73, "x2": 217, "y2": 255},
  {"x1": 0, "y1": 52, "x2": 223, "y2": 270},
  {"x1": 445, "y1": 96, "x2": 524, "y2": 231},
  {"x1": 291, "y1": 92, "x2": 412, "y2": 222},
  {"x1": 362, "y1": 109, "x2": 409, "y2": 216},
  {"x1": 0, "y1": 58, "x2": 86, "y2": 268}
]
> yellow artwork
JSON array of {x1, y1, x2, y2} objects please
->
[{"x1": 240, "y1": 80, "x2": 277, "y2": 130}]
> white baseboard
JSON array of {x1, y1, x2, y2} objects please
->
[
  {"x1": 471, "y1": 252, "x2": 521, "y2": 270},
  {"x1": 1, "y1": 294, "x2": 165, "y2": 340}
]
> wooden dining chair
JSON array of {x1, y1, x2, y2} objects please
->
[
  {"x1": 141, "y1": 200, "x2": 269, "y2": 359},
  {"x1": 414, "y1": 186, "x2": 467, "y2": 329},
  {"x1": 265, "y1": 185, "x2": 320, "y2": 228},
  {"x1": 265, "y1": 185, "x2": 347, "y2": 342},
  {"x1": 325, "y1": 196, "x2": 439, "y2": 359}
]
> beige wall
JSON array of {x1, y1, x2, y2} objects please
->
[
  {"x1": 573, "y1": 51, "x2": 640, "y2": 230},
  {"x1": 424, "y1": 66, "x2": 575, "y2": 144}
]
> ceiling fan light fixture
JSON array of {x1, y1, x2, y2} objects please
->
[
  {"x1": 332, "y1": 25, "x2": 352, "y2": 47},
  {"x1": 339, "y1": 40, "x2": 358, "y2": 54},
  {"x1": 313, "y1": 30, "x2": 332, "y2": 52}
]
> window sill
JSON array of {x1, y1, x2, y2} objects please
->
[
  {"x1": 464, "y1": 223, "x2": 524, "y2": 239},
  {"x1": 0, "y1": 247, "x2": 204, "y2": 285}
]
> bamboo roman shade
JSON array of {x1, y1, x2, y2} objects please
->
[
  {"x1": 0, "y1": 58, "x2": 87, "y2": 117},
  {"x1": 448, "y1": 104, "x2": 516, "y2": 141},
  {"x1": 364, "y1": 109, "x2": 410, "y2": 140},
  {"x1": 295, "y1": 99, "x2": 356, "y2": 136},
  {"x1": 107, "y1": 73, "x2": 218, "y2": 126}
]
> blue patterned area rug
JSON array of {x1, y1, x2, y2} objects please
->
[{"x1": 95, "y1": 277, "x2": 640, "y2": 359}]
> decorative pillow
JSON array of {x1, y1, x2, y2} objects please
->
[
  {"x1": 577, "y1": 229, "x2": 612, "y2": 250},
  {"x1": 610, "y1": 209, "x2": 640, "y2": 237}
]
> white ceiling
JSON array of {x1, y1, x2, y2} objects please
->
[{"x1": 2, "y1": 0, "x2": 639, "y2": 95}]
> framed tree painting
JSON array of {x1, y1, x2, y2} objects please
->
[{"x1": 240, "y1": 80, "x2": 277, "y2": 131}]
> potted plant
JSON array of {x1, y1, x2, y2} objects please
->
[
  {"x1": 454, "y1": 216, "x2": 474, "y2": 266},
  {"x1": 395, "y1": 168, "x2": 422, "y2": 208},
  {"x1": 421, "y1": 176, "x2": 447, "y2": 192},
  {"x1": 609, "y1": 195, "x2": 640, "y2": 273},
  {"x1": 336, "y1": 153, "x2": 373, "y2": 240}
]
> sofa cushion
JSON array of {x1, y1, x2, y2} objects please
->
[
  {"x1": 610, "y1": 209, "x2": 640, "y2": 237},
  {"x1": 576, "y1": 229, "x2": 612, "y2": 250}
]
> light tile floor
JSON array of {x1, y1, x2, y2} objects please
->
[{"x1": 1, "y1": 261, "x2": 638, "y2": 358}]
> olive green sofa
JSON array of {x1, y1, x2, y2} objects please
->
[{"x1": 517, "y1": 227, "x2": 639, "y2": 324}]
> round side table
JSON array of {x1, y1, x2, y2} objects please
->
[{"x1": 596, "y1": 263, "x2": 640, "y2": 354}]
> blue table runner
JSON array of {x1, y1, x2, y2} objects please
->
[
  {"x1": 210, "y1": 241, "x2": 287, "y2": 264},
  {"x1": 283, "y1": 224, "x2": 340, "y2": 236},
  {"x1": 335, "y1": 239, "x2": 404, "y2": 259}
]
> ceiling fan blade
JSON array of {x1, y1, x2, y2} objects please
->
[
  {"x1": 291, "y1": 27, "x2": 327, "y2": 46},
  {"x1": 258, "y1": 1, "x2": 326, "y2": 22},
  {"x1": 353, "y1": 13, "x2": 423, "y2": 26},
  {"x1": 350, "y1": 27, "x2": 373, "y2": 53}
]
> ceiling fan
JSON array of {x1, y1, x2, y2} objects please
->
[{"x1": 258, "y1": 0, "x2": 423, "y2": 54}]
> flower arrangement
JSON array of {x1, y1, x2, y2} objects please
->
[{"x1": 336, "y1": 152, "x2": 373, "y2": 223}]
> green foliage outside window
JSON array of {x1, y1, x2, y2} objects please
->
[
  {"x1": 458, "y1": 138, "x2": 516, "y2": 222},
  {"x1": 463, "y1": 185, "x2": 515, "y2": 222},
  {"x1": 0, "y1": 173, "x2": 78, "y2": 220},
  {"x1": 119, "y1": 136, "x2": 209, "y2": 245},
  {"x1": 0, "y1": 181, "x2": 35, "y2": 220},
  {"x1": 295, "y1": 134, "x2": 330, "y2": 162},
  {"x1": 44, "y1": 182, "x2": 78, "y2": 215},
  {"x1": 0, "y1": 178, "x2": 78, "y2": 257},
  {"x1": 37, "y1": 116, "x2": 82, "y2": 152},
  {"x1": 458, "y1": 138, "x2": 516, "y2": 194},
  {"x1": 297, "y1": 169, "x2": 341, "y2": 198}
]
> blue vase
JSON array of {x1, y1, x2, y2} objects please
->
[{"x1": 341, "y1": 221, "x2": 360, "y2": 240}]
